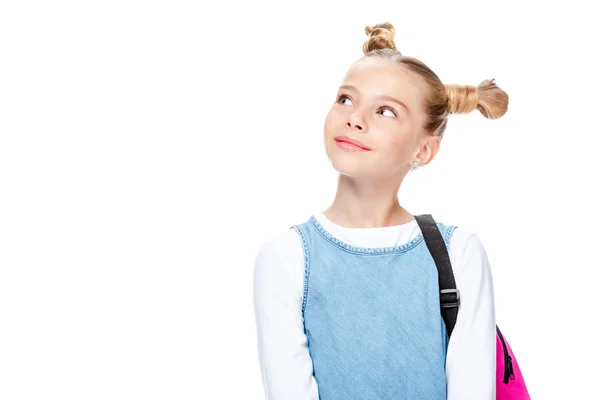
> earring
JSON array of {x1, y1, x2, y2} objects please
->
[{"x1": 412, "y1": 160, "x2": 419, "y2": 167}]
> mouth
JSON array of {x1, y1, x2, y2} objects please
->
[{"x1": 334, "y1": 136, "x2": 372, "y2": 151}]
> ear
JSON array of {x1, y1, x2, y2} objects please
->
[{"x1": 413, "y1": 134, "x2": 441, "y2": 167}]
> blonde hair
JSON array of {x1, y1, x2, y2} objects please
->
[{"x1": 362, "y1": 22, "x2": 509, "y2": 139}]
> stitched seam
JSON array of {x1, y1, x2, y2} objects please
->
[
  {"x1": 309, "y1": 216, "x2": 424, "y2": 255},
  {"x1": 444, "y1": 224, "x2": 457, "y2": 248},
  {"x1": 292, "y1": 225, "x2": 310, "y2": 319}
]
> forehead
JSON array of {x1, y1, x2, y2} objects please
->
[{"x1": 341, "y1": 57, "x2": 427, "y2": 109}]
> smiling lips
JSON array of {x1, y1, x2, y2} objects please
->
[{"x1": 334, "y1": 136, "x2": 372, "y2": 151}]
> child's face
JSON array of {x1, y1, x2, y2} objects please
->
[{"x1": 324, "y1": 57, "x2": 430, "y2": 180}]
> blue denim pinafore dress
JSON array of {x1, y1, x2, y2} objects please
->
[{"x1": 291, "y1": 215, "x2": 457, "y2": 400}]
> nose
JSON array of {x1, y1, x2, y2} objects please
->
[
  {"x1": 347, "y1": 121, "x2": 363, "y2": 130},
  {"x1": 347, "y1": 112, "x2": 365, "y2": 131}
]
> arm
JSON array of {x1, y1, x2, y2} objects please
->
[
  {"x1": 446, "y1": 231, "x2": 497, "y2": 400},
  {"x1": 253, "y1": 229, "x2": 320, "y2": 400}
]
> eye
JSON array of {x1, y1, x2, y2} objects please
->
[
  {"x1": 336, "y1": 94, "x2": 352, "y2": 105},
  {"x1": 378, "y1": 106, "x2": 397, "y2": 118}
]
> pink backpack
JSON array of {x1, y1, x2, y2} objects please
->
[
  {"x1": 415, "y1": 214, "x2": 531, "y2": 399},
  {"x1": 495, "y1": 326, "x2": 530, "y2": 399}
]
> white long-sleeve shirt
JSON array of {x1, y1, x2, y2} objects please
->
[{"x1": 253, "y1": 211, "x2": 496, "y2": 399}]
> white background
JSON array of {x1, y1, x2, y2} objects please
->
[{"x1": 1, "y1": 0, "x2": 598, "y2": 398}]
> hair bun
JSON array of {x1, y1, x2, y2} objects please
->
[
  {"x1": 445, "y1": 78, "x2": 509, "y2": 119},
  {"x1": 363, "y1": 23, "x2": 397, "y2": 54}
]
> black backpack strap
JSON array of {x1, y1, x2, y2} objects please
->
[{"x1": 414, "y1": 214, "x2": 460, "y2": 338}]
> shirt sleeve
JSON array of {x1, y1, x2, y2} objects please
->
[
  {"x1": 252, "y1": 229, "x2": 320, "y2": 400},
  {"x1": 446, "y1": 230, "x2": 497, "y2": 400}
]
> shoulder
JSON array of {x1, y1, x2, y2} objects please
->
[
  {"x1": 253, "y1": 228, "x2": 305, "y2": 292},
  {"x1": 254, "y1": 213, "x2": 313, "y2": 266},
  {"x1": 255, "y1": 228, "x2": 304, "y2": 262},
  {"x1": 447, "y1": 225, "x2": 491, "y2": 281}
]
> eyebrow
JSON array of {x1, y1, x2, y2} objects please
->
[{"x1": 339, "y1": 84, "x2": 410, "y2": 114}]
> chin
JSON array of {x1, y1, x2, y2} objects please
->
[{"x1": 327, "y1": 152, "x2": 373, "y2": 178}]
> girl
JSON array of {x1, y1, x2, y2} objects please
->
[{"x1": 253, "y1": 22, "x2": 508, "y2": 400}]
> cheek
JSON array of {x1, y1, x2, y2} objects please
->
[
  {"x1": 379, "y1": 134, "x2": 414, "y2": 163},
  {"x1": 324, "y1": 107, "x2": 350, "y2": 133},
  {"x1": 324, "y1": 110, "x2": 338, "y2": 135}
]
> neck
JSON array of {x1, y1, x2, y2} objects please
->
[{"x1": 323, "y1": 173, "x2": 414, "y2": 228}]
